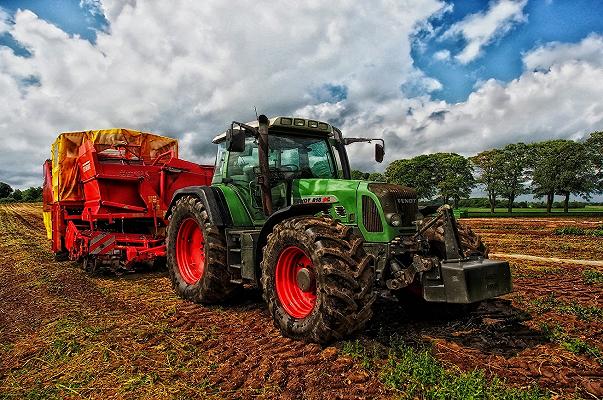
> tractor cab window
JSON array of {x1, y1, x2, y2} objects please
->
[
  {"x1": 225, "y1": 135, "x2": 338, "y2": 182},
  {"x1": 224, "y1": 134, "x2": 338, "y2": 213},
  {"x1": 330, "y1": 140, "x2": 346, "y2": 179}
]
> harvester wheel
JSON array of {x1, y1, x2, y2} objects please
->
[
  {"x1": 54, "y1": 252, "x2": 69, "y2": 262},
  {"x1": 82, "y1": 256, "x2": 99, "y2": 275},
  {"x1": 166, "y1": 196, "x2": 236, "y2": 303},
  {"x1": 261, "y1": 216, "x2": 376, "y2": 343}
]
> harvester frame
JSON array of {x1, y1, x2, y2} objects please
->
[{"x1": 43, "y1": 129, "x2": 213, "y2": 272}]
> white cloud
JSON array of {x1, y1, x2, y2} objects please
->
[
  {"x1": 79, "y1": 0, "x2": 104, "y2": 16},
  {"x1": 298, "y1": 39, "x2": 603, "y2": 171},
  {"x1": 443, "y1": 0, "x2": 528, "y2": 64},
  {"x1": 0, "y1": 7, "x2": 10, "y2": 33},
  {"x1": 523, "y1": 33, "x2": 603, "y2": 70},
  {"x1": 433, "y1": 49, "x2": 450, "y2": 61},
  {"x1": 0, "y1": 1, "x2": 602, "y2": 188},
  {"x1": 0, "y1": 1, "x2": 445, "y2": 187}
]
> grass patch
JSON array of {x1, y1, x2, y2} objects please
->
[
  {"x1": 513, "y1": 267, "x2": 562, "y2": 279},
  {"x1": 554, "y1": 226, "x2": 603, "y2": 236},
  {"x1": 381, "y1": 342, "x2": 548, "y2": 400},
  {"x1": 531, "y1": 293, "x2": 602, "y2": 321},
  {"x1": 341, "y1": 340, "x2": 378, "y2": 369},
  {"x1": 583, "y1": 269, "x2": 603, "y2": 284},
  {"x1": 554, "y1": 226, "x2": 586, "y2": 235},
  {"x1": 46, "y1": 338, "x2": 82, "y2": 361},
  {"x1": 540, "y1": 323, "x2": 602, "y2": 366}
]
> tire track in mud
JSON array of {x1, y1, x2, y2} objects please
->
[
  {"x1": 166, "y1": 300, "x2": 388, "y2": 399},
  {"x1": 2, "y1": 206, "x2": 602, "y2": 399},
  {"x1": 0, "y1": 204, "x2": 390, "y2": 399}
]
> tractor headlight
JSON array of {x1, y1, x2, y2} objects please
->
[{"x1": 388, "y1": 213, "x2": 402, "y2": 227}]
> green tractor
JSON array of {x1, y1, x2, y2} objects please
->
[{"x1": 166, "y1": 115, "x2": 512, "y2": 343}]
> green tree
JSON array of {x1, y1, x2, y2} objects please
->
[
  {"x1": 555, "y1": 141, "x2": 596, "y2": 212},
  {"x1": 585, "y1": 131, "x2": 603, "y2": 192},
  {"x1": 10, "y1": 189, "x2": 22, "y2": 201},
  {"x1": 385, "y1": 155, "x2": 438, "y2": 200},
  {"x1": 0, "y1": 182, "x2": 13, "y2": 198},
  {"x1": 351, "y1": 170, "x2": 367, "y2": 180},
  {"x1": 497, "y1": 143, "x2": 530, "y2": 213},
  {"x1": 385, "y1": 153, "x2": 474, "y2": 205},
  {"x1": 531, "y1": 140, "x2": 596, "y2": 212},
  {"x1": 432, "y1": 153, "x2": 475, "y2": 206},
  {"x1": 22, "y1": 186, "x2": 43, "y2": 202},
  {"x1": 531, "y1": 141, "x2": 559, "y2": 212},
  {"x1": 470, "y1": 149, "x2": 504, "y2": 213},
  {"x1": 367, "y1": 172, "x2": 385, "y2": 182}
]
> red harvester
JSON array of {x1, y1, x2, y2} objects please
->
[{"x1": 43, "y1": 129, "x2": 213, "y2": 272}]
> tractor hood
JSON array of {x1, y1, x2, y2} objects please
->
[{"x1": 291, "y1": 179, "x2": 418, "y2": 243}]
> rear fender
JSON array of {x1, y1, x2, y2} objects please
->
[{"x1": 167, "y1": 186, "x2": 232, "y2": 227}]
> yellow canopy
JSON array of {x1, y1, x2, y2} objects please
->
[{"x1": 51, "y1": 128, "x2": 178, "y2": 202}]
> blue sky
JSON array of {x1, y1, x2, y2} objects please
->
[
  {"x1": 0, "y1": 0, "x2": 601, "y2": 201},
  {"x1": 0, "y1": 0, "x2": 106, "y2": 43},
  {"x1": 413, "y1": 0, "x2": 603, "y2": 102}
]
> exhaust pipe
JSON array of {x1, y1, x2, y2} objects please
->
[{"x1": 257, "y1": 114, "x2": 273, "y2": 216}]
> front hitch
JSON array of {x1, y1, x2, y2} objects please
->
[{"x1": 418, "y1": 205, "x2": 513, "y2": 303}]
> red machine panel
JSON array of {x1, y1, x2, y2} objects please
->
[{"x1": 44, "y1": 131, "x2": 214, "y2": 271}]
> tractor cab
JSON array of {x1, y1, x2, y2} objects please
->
[
  {"x1": 212, "y1": 119, "x2": 344, "y2": 218},
  {"x1": 210, "y1": 116, "x2": 383, "y2": 222}
]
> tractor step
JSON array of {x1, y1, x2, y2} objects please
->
[{"x1": 226, "y1": 229, "x2": 260, "y2": 285}]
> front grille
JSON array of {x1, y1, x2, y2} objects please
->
[
  {"x1": 334, "y1": 205, "x2": 346, "y2": 218},
  {"x1": 362, "y1": 195, "x2": 383, "y2": 232},
  {"x1": 368, "y1": 183, "x2": 418, "y2": 227}
]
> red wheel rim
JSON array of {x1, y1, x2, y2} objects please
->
[
  {"x1": 275, "y1": 246, "x2": 316, "y2": 319},
  {"x1": 175, "y1": 218, "x2": 205, "y2": 284}
]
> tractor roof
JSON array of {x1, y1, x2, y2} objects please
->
[{"x1": 212, "y1": 116, "x2": 336, "y2": 144}]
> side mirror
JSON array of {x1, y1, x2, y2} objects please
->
[
  {"x1": 375, "y1": 143, "x2": 385, "y2": 163},
  {"x1": 227, "y1": 128, "x2": 246, "y2": 152}
]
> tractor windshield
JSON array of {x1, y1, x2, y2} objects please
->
[{"x1": 225, "y1": 134, "x2": 339, "y2": 182}]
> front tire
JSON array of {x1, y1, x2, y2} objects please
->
[
  {"x1": 166, "y1": 196, "x2": 236, "y2": 303},
  {"x1": 261, "y1": 217, "x2": 376, "y2": 343}
]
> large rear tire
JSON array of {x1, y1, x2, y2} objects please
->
[
  {"x1": 261, "y1": 217, "x2": 376, "y2": 343},
  {"x1": 166, "y1": 196, "x2": 236, "y2": 303}
]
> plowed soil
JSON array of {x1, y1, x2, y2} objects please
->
[{"x1": 0, "y1": 205, "x2": 601, "y2": 399}]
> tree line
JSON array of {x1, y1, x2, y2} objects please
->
[
  {"x1": 0, "y1": 182, "x2": 43, "y2": 203},
  {"x1": 353, "y1": 131, "x2": 603, "y2": 213},
  {"x1": 1, "y1": 131, "x2": 601, "y2": 211}
]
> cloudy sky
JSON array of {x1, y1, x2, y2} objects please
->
[{"x1": 0, "y1": 0, "x2": 602, "y2": 189}]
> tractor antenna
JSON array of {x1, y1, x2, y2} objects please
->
[{"x1": 254, "y1": 106, "x2": 258, "y2": 119}]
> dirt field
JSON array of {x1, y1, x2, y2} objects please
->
[{"x1": 0, "y1": 205, "x2": 601, "y2": 399}]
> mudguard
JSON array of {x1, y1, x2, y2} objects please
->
[
  {"x1": 167, "y1": 186, "x2": 232, "y2": 227},
  {"x1": 255, "y1": 202, "x2": 331, "y2": 265}
]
